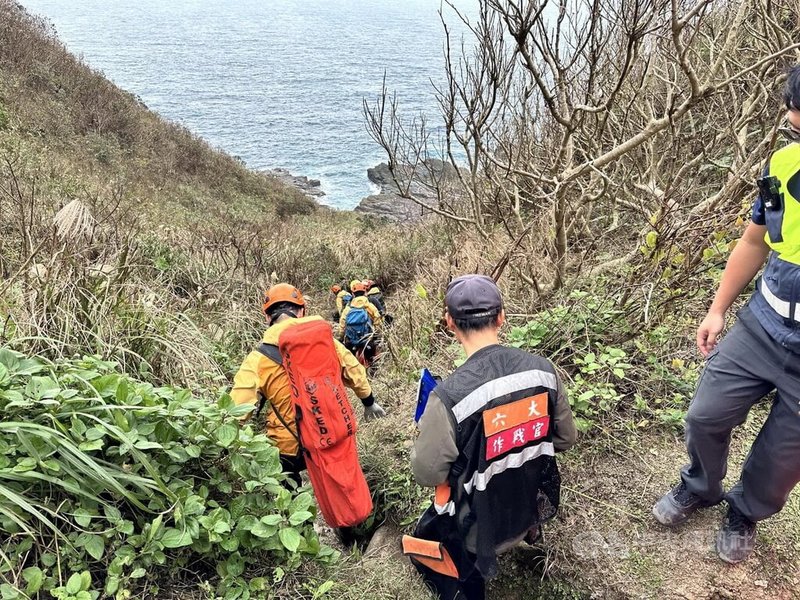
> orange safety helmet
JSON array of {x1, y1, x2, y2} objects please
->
[
  {"x1": 350, "y1": 280, "x2": 368, "y2": 294},
  {"x1": 263, "y1": 283, "x2": 305, "y2": 314},
  {"x1": 331, "y1": 284, "x2": 342, "y2": 294}
]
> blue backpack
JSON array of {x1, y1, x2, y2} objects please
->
[{"x1": 344, "y1": 306, "x2": 373, "y2": 346}]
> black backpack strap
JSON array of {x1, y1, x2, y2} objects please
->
[
  {"x1": 257, "y1": 342, "x2": 283, "y2": 365},
  {"x1": 254, "y1": 343, "x2": 302, "y2": 449}
]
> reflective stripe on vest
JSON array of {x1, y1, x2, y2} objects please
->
[
  {"x1": 760, "y1": 277, "x2": 800, "y2": 321},
  {"x1": 764, "y1": 144, "x2": 800, "y2": 264},
  {"x1": 463, "y1": 441, "x2": 555, "y2": 495},
  {"x1": 451, "y1": 369, "x2": 558, "y2": 424}
]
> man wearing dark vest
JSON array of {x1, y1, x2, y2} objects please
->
[
  {"x1": 405, "y1": 275, "x2": 577, "y2": 600},
  {"x1": 653, "y1": 66, "x2": 800, "y2": 564}
]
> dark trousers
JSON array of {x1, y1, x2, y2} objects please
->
[
  {"x1": 410, "y1": 507, "x2": 486, "y2": 600},
  {"x1": 279, "y1": 453, "x2": 306, "y2": 490},
  {"x1": 344, "y1": 339, "x2": 378, "y2": 366},
  {"x1": 681, "y1": 306, "x2": 800, "y2": 521}
]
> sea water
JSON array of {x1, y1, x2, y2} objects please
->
[{"x1": 20, "y1": 0, "x2": 478, "y2": 208}]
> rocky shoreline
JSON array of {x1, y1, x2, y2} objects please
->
[
  {"x1": 263, "y1": 162, "x2": 448, "y2": 223},
  {"x1": 262, "y1": 168, "x2": 326, "y2": 200},
  {"x1": 353, "y1": 162, "x2": 439, "y2": 223}
]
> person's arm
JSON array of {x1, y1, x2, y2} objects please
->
[
  {"x1": 366, "y1": 302, "x2": 382, "y2": 329},
  {"x1": 411, "y1": 393, "x2": 458, "y2": 487},
  {"x1": 550, "y1": 373, "x2": 577, "y2": 452},
  {"x1": 338, "y1": 307, "x2": 348, "y2": 340},
  {"x1": 230, "y1": 352, "x2": 262, "y2": 421},
  {"x1": 697, "y1": 222, "x2": 770, "y2": 356},
  {"x1": 334, "y1": 339, "x2": 372, "y2": 400},
  {"x1": 334, "y1": 339, "x2": 386, "y2": 419}
]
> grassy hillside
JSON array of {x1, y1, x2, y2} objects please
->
[{"x1": 1, "y1": 2, "x2": 799, "y2": 600}]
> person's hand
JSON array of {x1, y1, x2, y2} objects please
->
[
  {"x1": 696, "y1": 311, "x2": 725, "y2": 357},
  {"x1": 364, "y1": 401, "x2": 387, "y2": 421}
]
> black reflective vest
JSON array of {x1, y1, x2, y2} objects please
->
[{"x1": 434, "y1": 344, "x2": 561, "y2": 578}]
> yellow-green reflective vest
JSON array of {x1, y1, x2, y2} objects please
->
[{"x1": 763, "y1": 143, "x2": 800, "y2": 264}]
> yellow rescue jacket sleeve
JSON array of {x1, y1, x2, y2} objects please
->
[
  {"x1": 230, "y1": 351, "x2": 263, "y2": 420},
  {"x1": 230, "y1": 346, "x2": 300, "y2": 456},
  {"x1": 365, "y1": 301, "x2": 382, "y2": 329},
  {"x1": 334, "y1": 339, "x2": 373, "y2": 400},
  {"x1": 338, "y1": 306, "x2": 349, "y2": 339}
]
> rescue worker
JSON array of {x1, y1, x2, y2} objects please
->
[
  {"x1": 364, "y1": 279, "x2": 386, "y2": 315},
  {"x1": 653, "y1": 66, "x2": 800, "y2": 564},
  {"x1": 339, "y1": 280, "x2": 382, "y2": 367},
  {"x1": 332, "y1": 282, "x2": 353, "y2": 321},
  {"x1": 406, "y1": 275, "x2": 577, "y2": 600},
  {"x1": 231, "y1": 283, "x2": 386, "y2": 488}
]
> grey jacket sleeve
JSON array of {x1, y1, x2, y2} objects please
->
[
  {"x1": 410, "y1": 392, "x2": 459, "y2": 487},
  {"x1": 551, "y1": 370, "x2": 577, "y2": 452}
]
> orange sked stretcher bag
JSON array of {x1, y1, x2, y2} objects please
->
[{"x1": 278, "y1": 320, "x2": 373, "y2": 527}]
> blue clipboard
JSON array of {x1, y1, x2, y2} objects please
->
[{"x1": 414, "y1": 368, "x2": 439, "y2": 423}]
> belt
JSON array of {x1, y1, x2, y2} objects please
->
[{"x1": 759, "y1": 278, "x2": 800, "y2": 321}]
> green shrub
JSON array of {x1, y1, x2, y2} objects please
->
[{"x1": 0, "y1": 349, "x2": 336, "y2": 600}]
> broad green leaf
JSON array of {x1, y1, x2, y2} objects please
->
[
  {"x1": 78, "y1": 439, "x2": 104, "y2": 451},
  {"x1": 289, "y1": 510, "x2": 313, "y2": 525},
  {"x1": 184, "y1": 495, "x2": 205, "y2": 516},
  {"x1": 226, "y1": 553, "x2": 245, "y2": 577},
  {"x1": 133, "y1": 440, "x2": 163, "y2": 450},
  {"x1": 85, "y1": 427, "x2": 107, "y2": 441},
  {"x1": 84, "y1": 535, "x2": 105, "y2": 560},
  {"x1": 249, "y1": 522, "x2": 277, "y2": 539},
  {"x1": 22, "y1": 566, "x2": 43, "y2": 593},
  {"x1": 147, "y1": 513, "x2": 163, "y2": 543},
  {"x1": 116, "y1": 379, "x2": 129, "y2": 404},
  {"x1": 74, "y1": 508, "x2": 92, "y2": 527},
  {"x1": 130, "y1": 568, "x2": 146, "y2": 579},
  {"x1": 215, "y1": 424, "x2": 238, "y2": 448},
  {"x1": 79, "y1": 570, "x2": 91, "y2": 591},
  {"x1": 66, "y1": 572, "x2": 83, "y2": 595},
  {"x1": 161, "y1": 528, "x2": 193, "y2": 548},
  {"x1": 278, "y1": 527, "x2": 301, "y2": 552},
  {"x1": 289, "y1": 492, "x2": 314, "y2": 513},
  {"x1": 314, "y1": 581, "x2": 335, "y2": 597},
  {"x1": 105, "y1": 577, "x2": 120, "y2": 595},
  {"x1": 261, "y1": 514, "x2": 282, "y2": 526},
  {"x1": 0, "y1": 583, "x2": 21, "y2": 599}
]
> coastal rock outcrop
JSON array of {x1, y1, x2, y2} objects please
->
[
  {"x1": 262, "y1": 168, "x2": 326, "y2": 199},
  {"x1": 355, "y1": 160, "x2": 454, "y2": 223}
]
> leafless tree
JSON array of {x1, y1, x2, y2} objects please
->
[{"x1": 365, "y1": 0, "x2": 800, "y2": 293}]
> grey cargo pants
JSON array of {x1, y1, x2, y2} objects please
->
[{"x1": 681, "y1": 305, "x2": 800, "y2": 521}]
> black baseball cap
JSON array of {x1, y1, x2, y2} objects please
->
[{"x1": 445, "y1": 275, "x2": 503, "y2": 319}]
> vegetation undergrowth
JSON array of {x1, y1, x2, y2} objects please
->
[{"x1": 0, "y1": 348, "x2": 334, "y2": 600}]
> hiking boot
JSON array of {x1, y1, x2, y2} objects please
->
[
  {"x1": 652, "y1": 481, "x2": 716, "y2": 527},
  {"x1": 716, "y1": 505, "x2": 756, "y2": 564}
]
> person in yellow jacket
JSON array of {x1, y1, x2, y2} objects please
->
[
  {"x1": 330, "y1": 283, "x2": 353, "y2": 320},
  {"x1": 339, "y1": 281, "x2": 382, "y2": 365},
  {"x1": 231, "y1": 283, "x2": 386, "y2": 487}
]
